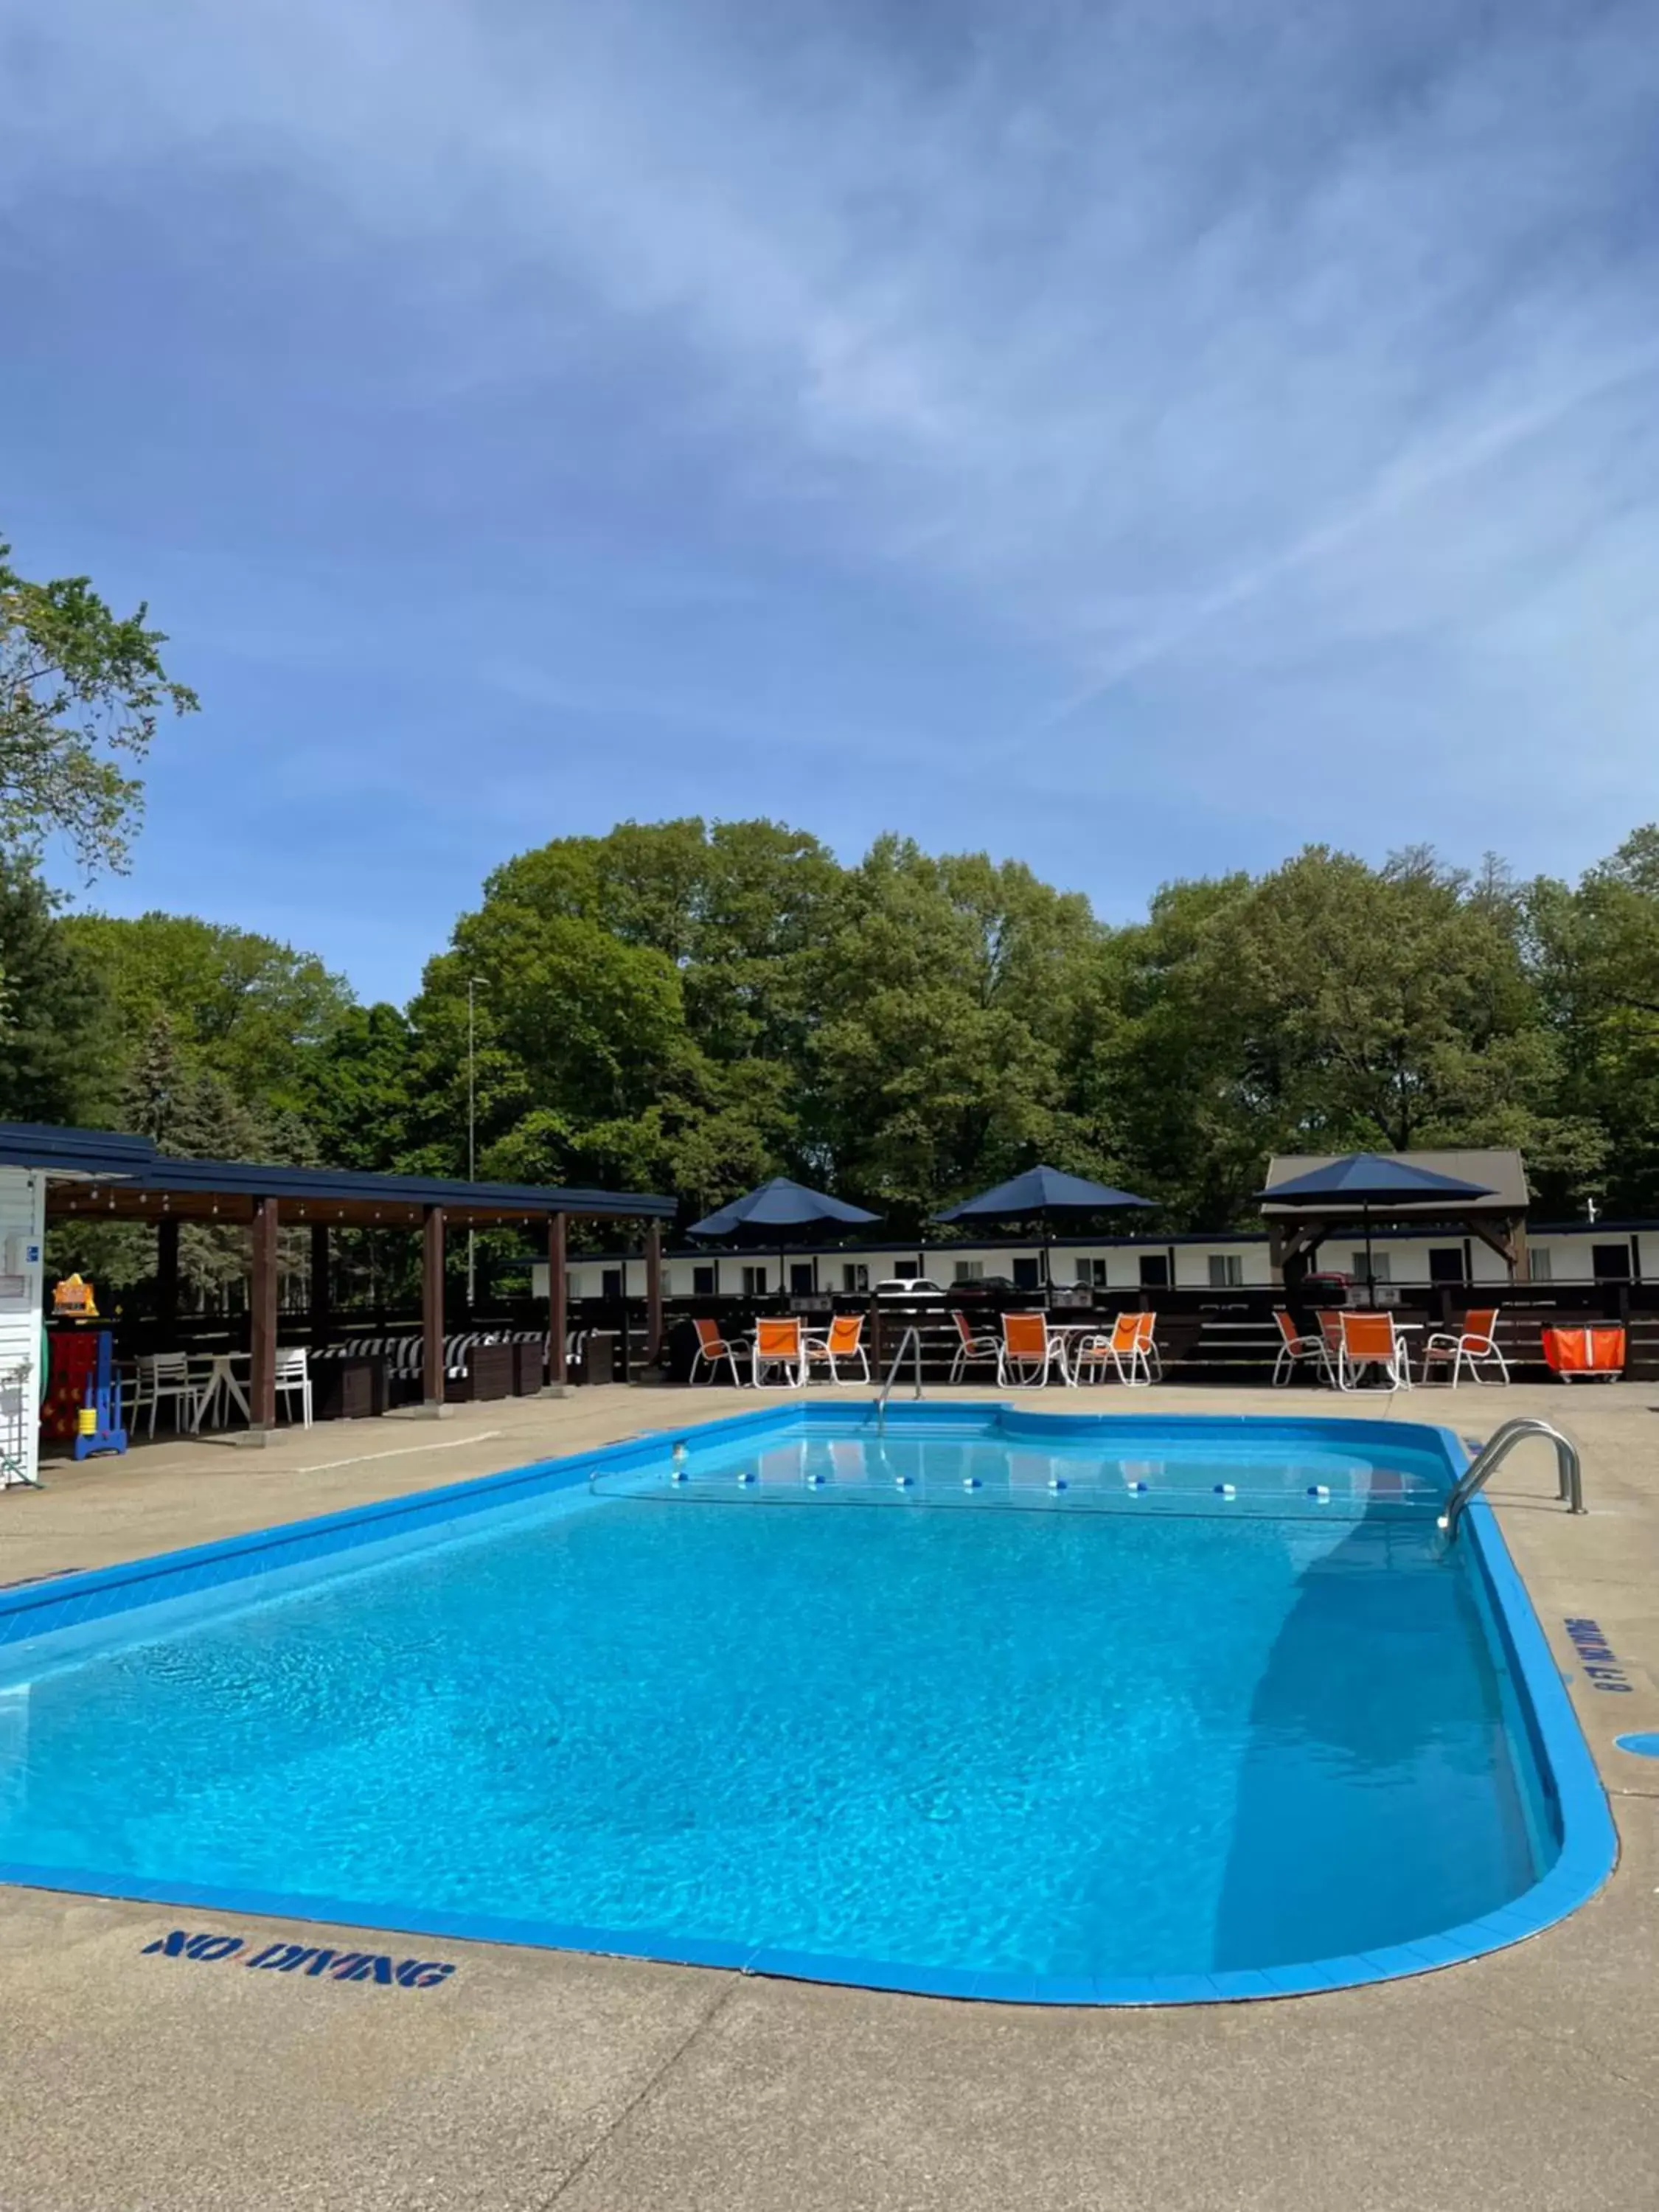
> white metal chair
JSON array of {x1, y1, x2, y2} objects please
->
[
  {"x1": 1, "y1": 1361, "x2": 37, "y2": 1488},
  {"x1": 689, "y1": 1316, "x2": 744, "y2": 1386},
  {"x1": 131, "y1": 1352, "x2": 201, "y2": 1436},
  {"x1": 1271, "y1": 1308, "x2": 1333, "y2": 1386},
  {"x1": 274, "y1": 1346, "x2": 313, "y2": 1427},
  {"x1": 948, "y1": 1309, "x2": 999, "y2": 1383},
  {"x1": 1421, "y1": 1307, "x2": 1509, "y2": 1387}
]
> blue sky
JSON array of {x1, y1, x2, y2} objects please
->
[{"x1": 4, "y1": 0, "x2": 1659, "y2": 1004}]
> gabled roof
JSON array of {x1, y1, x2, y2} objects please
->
[{"x1": 1262, "y1": 1147, "x2": 1528, "y2": 1215}]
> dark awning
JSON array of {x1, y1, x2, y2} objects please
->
[{"x1": 1, "y1": 1121, "x2": 675, "y2": 1230}]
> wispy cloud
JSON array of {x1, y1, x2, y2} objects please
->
[{"x1": 4, "y1": 0, "x2": 1659, "y2": 972}]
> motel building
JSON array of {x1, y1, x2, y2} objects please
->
[{"x1": 540, "y1": 1152, "x2": 1639, "y2": 1304}]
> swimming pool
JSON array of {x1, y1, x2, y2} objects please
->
[{"x1": 0, "y1": 1405, "x2": 1614, "y2": 2003}]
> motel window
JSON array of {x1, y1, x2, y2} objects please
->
[
  {"x1": 1528, "y1": 1248, "x2": 1552, "y2": 1284},
  {"x1": 894, "y1": 1260, "x2": 921, "y2": 1280},
  {"x1": 842, "y1": 1262, "x2": 869, "y2": 1293},
  {"x1": 954, "y1": 1259, "x2": 984, "y2": 1283},
  {"x1": 1428, "y1": 1247, "x2": 1464, "y2": 1285},
  {"x1": 602, "y1": 1268, "x2": 624, "y2": 1300},
  {"x1": 1075, "y1": 1257, "x2": 1109, "y2": 1287},
  {"x1": 692, "y1": 1264, "x2": 716, "y2": 1295},
  {"x1": 1138, "y1": 1253, "x2": 1169, "y2": 1289},
  {"x1": 1352, "y1": 1251, "x2": 1391, "y2": 1284},
  {"x1": 742, "y1": 1265, "x2": 768, "y2": 1295},
  {"x1": 1207, "y1": 1253, "x2": 1244, "y2": 1288},
  {"x1": 1012, "y1": 1257, "x2": 1041, "y2": 1290},
  {"x1": 789, "y1": 1262, "x2": 815, "y2": 1295},
  {"x1": 1593, "y1": 1243, "x2": 1632, "y2": 1282}
]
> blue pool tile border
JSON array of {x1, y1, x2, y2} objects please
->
[{"x1": 0, "y1": 1403, "x2": 1619, "y2": 2006}]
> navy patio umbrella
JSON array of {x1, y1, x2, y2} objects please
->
[
  {"x1": 688, "y1": 1176, "x2": 882, "y2": 1295},
  {"x1": 1257, "y1": 1152, "x2": 1495, "y2": 1300},
  {"x1": 933, "y1": 1165, "x2": 1155, "y2": 1287}
]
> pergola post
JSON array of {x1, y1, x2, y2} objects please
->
[
  {"x1": 248, "y1": 1195, "x2": 279, "y2": 1436},
  {"x1": 309, "y1": 1221, "x2": 330, "y2": 1346},
  {"x1": 545, "y1": 1211, "x2": 568, "y2": 1394},
  {"x1": 645, "y1": 1220, "x2": 664, "y2": 1366},
  {"x1": 1509, "y1": 1214, "x2": 1531, "y2": 1283},
  {"x1": 156, "y1": 1215, "x2": 180, "y2": 1331},
  {"x1": 422, "y1": 1205, "x2": 445, "y2": 1411}
]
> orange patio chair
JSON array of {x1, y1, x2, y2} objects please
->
[
  {"x1": 997, "y1": 1311, "x2": 1069, "y2": 1388},
  {"x1": 689, "y1": 1315, "x2": 744, "y2": 1388},
  {"x1": 1336, "y1": 1311, "x2": 1409, "y2": 1392},
  {"x1": 1271, "y1": 1308, "x2": 1332, "y2": 1387},
  {"x1": 1421, "y1": 1307, "x2": 1509, "y2": 1387},
  {"x1": 949, "y1": 1309, "x2": 999, "y2": 1383},
  {"x1": 802, "y1": 1312, "x2": 870, "y2": 1385},
  {"x1": 1071, "y1": 1312, "x2": 1147, "y2": 1387},
  {"x1": 751, "y1": 1316, "x2": 806, "y2": 1390}
]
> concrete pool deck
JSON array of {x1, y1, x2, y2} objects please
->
[{"x1": 1, "y1": 1380, "x2": 1657, "y2": 2211}]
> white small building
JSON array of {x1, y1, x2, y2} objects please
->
[{"x1": 0, "y1": 1164, "x2": 47, "y2": 1489}]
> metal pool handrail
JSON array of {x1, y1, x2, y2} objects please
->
[
  {"x1": 874, "y1": 1326, "x2": 924, "y2": 1433},
  {"x1": 1439, "y1": 1419, "x2": 1584, "y2": 1540}
]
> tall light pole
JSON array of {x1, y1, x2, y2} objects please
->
[{"x1": 466, "y1": 975, "x2": 485, "y2": 1310}]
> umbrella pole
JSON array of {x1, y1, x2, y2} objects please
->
[{"x1": 1364, "y1": 1206, "x2": 1375, "y2": 1305}]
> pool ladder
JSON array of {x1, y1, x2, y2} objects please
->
[
  {"x1": 1439, "y1": 1419, "x2": 1584, "y2": 1540},
  {"x1": 874, "y1": 1327, "x2": 924, "y2": 1434}
]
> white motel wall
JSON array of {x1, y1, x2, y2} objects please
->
[{"x1": 534, "y1": 1222, "x2": 1644, "y2": 1303}]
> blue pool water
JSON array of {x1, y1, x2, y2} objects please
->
[{"x1": 0, "y1": 1408, "x2": 1613, "y2": 2000}]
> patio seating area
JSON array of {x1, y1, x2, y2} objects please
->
[{"x1": 4, "y1": 1119, "x2": 676, "y2": 1485}]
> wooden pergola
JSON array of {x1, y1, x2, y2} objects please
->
[
  {"x1": 7, "y1": 1124, "x2": 675, "y2": 1440},
  {"x1": 1261, "y1": 1146, "x2": 1532, "y2": 1290}
]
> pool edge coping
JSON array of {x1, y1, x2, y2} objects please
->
[{"x1": 0, "y1": 1402, "x2": 1619, "y2": 2006}]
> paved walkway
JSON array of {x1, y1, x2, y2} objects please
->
[{"x1": 2, "y1": 1380, "x2": 1657, "y2": 2210}]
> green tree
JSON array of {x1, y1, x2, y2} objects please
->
[
  {"x1": 807, "y1": 838, "x2": 1117, "y2": 1226},
  {"x1": 1523, "y1": 827, "x2": 1659, "y2": 1213},
  {"x1": 298, "y1": 1001, "x2": 417, "y2": 1174},
  {"x1": 0, "y1": 846, "x2": 113, "y2": 1124},
  {"x1": 61, "y1": 910, "x2": 354, "y2": 1116},
  {"x1": 56, "y1": 1009, "x2": 324, "y2": 1309},
  {"x1": 1099, "y1": 847, "x2": 1604, "y2": 1225},
  {"x1": 409, "y1": 820, "x2": 831, "y2": 1217},
  {"x1": 1, "y1": 538, "x2": 197, "y2": 872}
]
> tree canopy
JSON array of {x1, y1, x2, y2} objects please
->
[
  {"x1": 18, "y1": 813, "x2": 1659, "y2": 1307},
  {"x1": 0, "y1": 540, "x2": 197, "y2": 874}
]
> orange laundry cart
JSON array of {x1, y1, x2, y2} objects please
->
[{"x1": 1541, "y1": 1325, "x2": 1626, "y2": 1382}]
